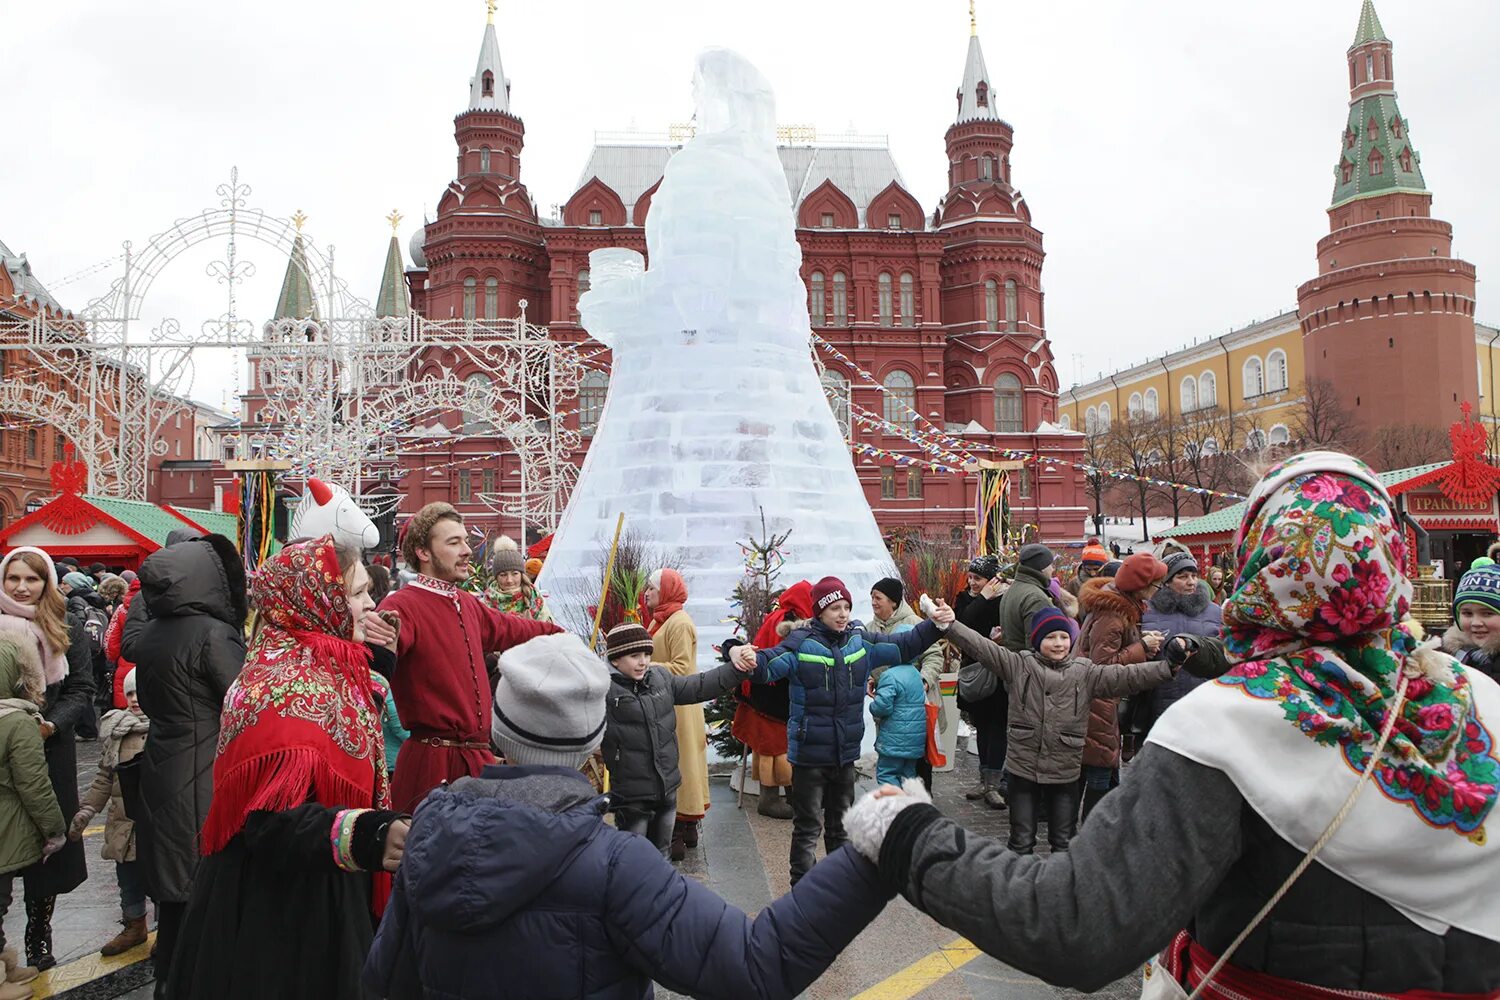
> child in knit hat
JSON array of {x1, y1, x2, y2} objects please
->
[
  {"x1": 365, "y1": 631, "x2": 894, "y2": 1000},
  {"x1": 600, "y1": 623, "x2": 751, "y2": 857},
  {"x1": 730, "y1": 576, "x2": 954, "y2": 883},
  {"x1": 932, "y1": 602, "x2": 1176, "y2": 854},
  {"x1": 1443, "y1": 564, "x2": 1500, "y2": 681}
]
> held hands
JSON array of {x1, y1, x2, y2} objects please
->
[
  {"x1": 1142, "y1": 630, "x2": 1165, "y2": 655},
  {"x1": 37, "y1": 719, "x2": 56, "y2": 740},
  {"x1": 928, "y1": 599, "x2": 955, "y2": 630},
  {"x1": 730, "y1": 643, "x2": 758, "y2": 673},
  {"x1": 41, "y1": 835, "x2": 66, "y2": 860},
  {"x1": 381, "y1": 818, "x2": 411, "y2": 873},
  {"x1": 362, "y1": 611, "x2": 400, "y2": 652}
]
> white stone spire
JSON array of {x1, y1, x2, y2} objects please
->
[
  {"x1": 467, "y1": 7, "x2": 510, "y2": 113},
  {"x1": 955, "y1": 33, "x2": 999, "y2": 124}
]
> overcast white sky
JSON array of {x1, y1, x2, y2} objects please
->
[{"x1": 5, "y1": 0, "x2": 1497, "y2": 406}]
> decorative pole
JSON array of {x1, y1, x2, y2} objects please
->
[{"x1": 588, "y1": 512, "x2": 627, "y2": 648}]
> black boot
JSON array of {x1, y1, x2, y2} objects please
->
[
  {"x1": 1079, "y1": 785, "x2": 1108, "y2": 826},
  {"x1": 24, "y1": 896, "x2": 56, "y2": 971}
]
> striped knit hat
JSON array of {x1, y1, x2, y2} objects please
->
[
  {"x1": 1454, "y1": 565, "x2": 1500, "y2": 616},
  {"x1": 1028, "y1": 606, "x2": 1079, "y2": 653},
  {"x1": 605, "y1": 622, "x2": 654, "y2": 661},
  {"x1": 491, "y1": 634, "x2": 610, "y2": 768}
]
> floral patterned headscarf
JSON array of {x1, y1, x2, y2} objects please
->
[
  {"x1": 201, "y1": 536, "x2": 389, "y2": 857},
  {"x1": 1221, "y1": 451, "x2": 1497, "y2": 836}
]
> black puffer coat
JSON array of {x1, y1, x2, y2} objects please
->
[
  {"x1": 122, "y1": 534, "x2": 247, "y2": 903},
  {"x1": 603, "y1": 661, "x2": 740, "y2": 807}
]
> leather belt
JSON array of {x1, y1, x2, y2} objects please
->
[{"x1": 418, "y1": 737, "x2": 489, "y2": 750}]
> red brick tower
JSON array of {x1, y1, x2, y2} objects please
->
[
  {"x1": 1297, "y1": 0, "x2": 1477, "y2": 431},
  {"x1": 936, "y1": 14, "x2": 1058, "y2": 434},
  {"x1": 414, "y1": 3, "x2": 549, "y2": 325}
]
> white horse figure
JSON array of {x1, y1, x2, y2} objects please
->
[{"x1": 288, "y1": 477, "x2": 380, "y2": 552}]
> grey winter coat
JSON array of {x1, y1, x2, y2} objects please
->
[
  {"x1": 603, "y1": 661, "x2": 742, "y2": 807},
  {"x1": 869, "y1": 600, "x2": 948, "y2": 733},
  {"x1": 945, "y1": 621, "x2": 1172, "y2": 784},
  {"x1": 997, "y1": 566, "x2": 1054, "y2": 653},
  {"x1": 122, "y1": 534, "x2": 247, "y2": 902},
  {"x1": 876, "y1": 744, "x2": 1500, "y2": 994},
  {"x1": 1138, "y1": 581, "x2": 1223, "y2": 728}
]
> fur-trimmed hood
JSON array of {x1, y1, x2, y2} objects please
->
[
  {"x1": 1443, "y1": 623, "x2": 1500, "y2": 659},
  {"x1": 1078, "y1": 576, "x2": 1143, "y2": 626},
  {"x1": 1148, "y1": 580, "x2": 1215, "y2": 618},
  {"x1": 0, "y1": 629, "x2": 45, "y2": 707}
]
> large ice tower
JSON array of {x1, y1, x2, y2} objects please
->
[{"x1": 539, "y1": 49, "x2": 895, "y2": 662}]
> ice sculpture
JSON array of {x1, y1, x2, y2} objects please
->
[{"x1": 539, "y1": 48, "x2": 895, "y2": 667}]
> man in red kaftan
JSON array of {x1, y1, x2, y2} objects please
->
[{"x1": 379, "y1": 503, "x2": 561, "y2": 812}]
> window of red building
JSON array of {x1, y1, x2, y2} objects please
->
[
  {"x1": 832, "y1": 272, "x2": 848, "y2": 326},
  {"x1": 25, "y1": 429, "x2": 37, "y2": 459},
  {"x1": 882, "y1": 370, "x2": 915, "y2": 429},
  {"x1": 907, "y1": 466, "x2": 923, "y2": 498},
  {"x1": 820, "y1": 212, "x2": 835, "y2": 228},
  {"x1": 458, "y1": 470, "x2": 473, "y2": 502},
  {"x1": 900, "y1": 274, "x2": 914, "y2": 328},
  {"x1": 1369, "y1": 150, "x2": 1384, "y2": 176},
  {"x1": 881, "y1": 466, "x2": 896, "y2": 499},
  {"x1": 984, "y1": 280, "x2": 998, "y2": 331},
  {"x1": 809, "y1": 271, "x2": 826, "y2": 325},
  {"x1": 878, "y1": 273, "x2": 893, "y2": 326}
]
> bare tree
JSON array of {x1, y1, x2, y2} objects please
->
[
  {"x1": 1295, "y1": 376, "x2": 1362, "y2": 452},
  {"x1": 1366, "y1": 423, "x2": 1449, "y2": 472},
  {"x1": 1106, "y1": 415, "x2": 1164, "y2": 541},
  {"x1": 1146, "y1": 413, "x2": 1193, "y2": 525},
  {"x1": 1080, "y1": 428, "x2": 1111, "y2": 537},
  {"x1": 1178, "y1": 407, "x2": 1245, "y2": 516}
]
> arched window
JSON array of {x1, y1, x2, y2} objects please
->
[
  {"x1": 899, "y1": 273, "x2": 914, "y2": 328},
  {"x1": 579, "y1": 370, "x2": 608, "y2": 436},
  {"x1": 483, "y1": 276, "x2": 499, "y2": 320},
  {"x1": 1181, "y1": 375, "x2": 1198, "y2": 412},
  {"x1": 25, "y1": 429, "x2": 38, "y2": 459},
  {"x1": 1243, "y1": 357, "x2": 1264, "y2": 398},
  {"x1": 1145, "y1": 388, "x2": 1159, "y2": 418},
  {"x1": 1059, "y1": 413, "x2": 1072, "y2": 430},
  {"x1": 1128, "y1": 392, "x2": 1144, "y2": 420},
  {"x1": 1146, "y1": 449, "x2": 1163, "y2": 466},
  {"x1": 53, "y1": 435, "x2": 64, "y2": 462},
  {"x1": 994, "y1": 374, "x2": 1024, "y2": 433},
  {"x1": 1369, "y1": 148, "x2": 1384, "y2": 177},
  {"x1": 482, "y1": 70, "x2": 494, "y2": 98},
  {"x1": 577, "y1": 267, "x2": 590, "y2": 298},
  {"x1": 979, "y1": 156, "x2": 992, "y2": 181},
  {"x1": 479, "y1": 146, "x2": 491, "y2": 173},
  {"x1": 463, "y1": 373, "x2": 493, "y2": 433},
  {"x1": 882, "y1": 370, "x2": 916, "y2": 429},
  {"x1": 1085, "y1": 407, "x2": 1098, "y2": 436},
  {"x1": 1268, "y1": 425, "x2": 1290, "y2": 446},
  {"x1": 1247, "y1": 428, "x2": 1268, "y2": 450},
  {"x1": 878, "y1": 273, "x2": 893, "y2": 327},
  {"x1": 1266, "y1": 349, "x2": 1288, "y2": 392},
  {"x1": 821, "y1": 370, "x2": 851, "y2": 440},
  {"x1": 984, "y1": 280, "x2": 998, "y2": 332},
  {"x1": 832, "y1": 272, "x2": 847, "y2": 327},
  {"x1": 1005, "y1": 280, "x2": 1018, "y2": 332},
  {"x1": 1098, "y1": 402, "x2": 1112, "y2": 430},
  {"x1": 462, "y1": 277, "x2": 477, "y2": 322},
  {"x1": 976, "y1": 81, "x2": 989, "y2": 108},
  {"x1": 1200, "y1": 371, "x2": 1218, "y2": 407},
  {"x1": 1202, "y1": 437, "x2": 1219, "y2": 456},
  {"x1": 809, "y1": 271, "x2": 826, "y2": 326}
]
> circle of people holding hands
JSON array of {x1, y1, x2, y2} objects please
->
[{"x1": 0, "y1": 451, "x2": 1496, "y2": 999}]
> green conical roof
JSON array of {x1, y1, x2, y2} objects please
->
[
  {"x1": 1330, "y1": 94, "x2": 1425, "y2": 208},
  {"x1": 375, "y1": 235, "x2": 409, "y2": 318},
  {"x1": 273, "y1": 235, "x2": 319, "y2": 320},
  {"x1": 1351, "y1": 0, "x2": 1388, "y2": 48}
]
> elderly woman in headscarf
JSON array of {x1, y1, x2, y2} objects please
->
[
  {"x1": 167, "y1": 536, "x2": 409, "y2": 998},
  {"x1": 643, "y1": 568, "x2": 706, "y2": 861},
  {"x1": 840, "y1": 452, "x2": 1500, "y2": 998}
]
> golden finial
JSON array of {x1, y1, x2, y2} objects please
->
[
  {"x1": 386, "y1": 209, "x2": 403, "y2": 234},
  {"x1": 970, "y1": 0, "x2": 977, "y2": 35},
  {"x1": 291, "y1": 209, "x2": 308, "y2": 233},
  {"x1": 486, "y1": 0, "x2": 496, "y2": 24}
]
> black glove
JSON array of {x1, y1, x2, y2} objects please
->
[{"x1": 1165, "y1": 635, "x2": 1197, "y2": 668}]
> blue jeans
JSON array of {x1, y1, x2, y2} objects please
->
[
  {"x1": 117, "y1": 860, "x2": 147, "y2": 920},
  {"x1": 1081, "y1": 764, "x2": 1115, "y2": 790},
  {"x1": 875, "y1": 755, "x2": 919, "y2": 787}
]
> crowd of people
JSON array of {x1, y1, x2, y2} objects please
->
[{"x1": 0, "y1": 449, "x2": 1496, "y2": 999}]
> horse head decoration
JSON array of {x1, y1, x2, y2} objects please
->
[{"x1": 288, "y1": 478, "x2": 380, "y2": 552}]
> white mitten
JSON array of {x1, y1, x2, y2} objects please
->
[{"x1": 843, "y1": 778, "x2": 933, "y2": 863}]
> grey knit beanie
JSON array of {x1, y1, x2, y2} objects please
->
[
  {"x1": 1164, "y1": 550, "x2": 1199, "y2": 581},
  {"x1": 491, "y1": 633, "x2": 609, "y2": 768}
]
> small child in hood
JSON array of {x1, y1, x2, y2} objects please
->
[
  {"x1": 867, "y1": 627, "x2": 928, "y2": 788},
  {"x1": 601, "y1": 623, "x2": 751, "y2": 857},
  {"x1": 936, "y1": 604, "x2": 1175, "y2": 854},
  {"x1": 364, "y1": 632, "x2": 893, "y2": 1000},
  {"x1": 69, "y1": 670, "x2": 152, "y2": 958},
  {"x1": 1443, "y1": 565, "x2": 1500, "y2": 681},
  {"x1": 0, "y1": 632, "x2": 66, "y2": 989},
  {"x1": 730, "y1": 577, "x2": 954, "y2": 883}
]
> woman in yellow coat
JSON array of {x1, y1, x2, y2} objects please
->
[{"x1": 645, "y1": 569, "x2": 707, "y2": 861}]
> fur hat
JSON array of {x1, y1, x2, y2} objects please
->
[
  {"x1": 1454, "y1": 565, "x2": 1500, "y2": 617},
  {"x1": 1019, "y1": 544, "x2": 1054, "y2": 572},
  {"x1": 1164, "y1": 551, "x2": 1199, "y2": 581},
  {"x1": 1115, "y1": 552, "x2": 1169, "y2": 595},
  {"x1": 811, "y1": 576, "x2": 852, "y2": 615},
  {"x1": 871, "y1": 577, "x2": 904, "y2": 604},
  {"x1": 604, "y1": 622, "x2": 654, "y2": 661},
  {"x1": 491, "y1": 634, "x2": 610, "y2": 768},
  {"x1": 1028, "y1": 606, "x2": 1078, "y2": 653},
  {"x1": 489, "y1": 536, "x2": 526, "y2": 576}
]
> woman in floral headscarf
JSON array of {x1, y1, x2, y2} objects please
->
[
  {"x1": 840, "y1": 452, "x2": 1500, "y2": 998},
  {"x1": 167, "y1": 536, "x2": 410, "y2": 999}
]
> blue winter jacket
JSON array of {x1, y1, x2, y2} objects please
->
[
  {"x1": 869, "y1": 660, "x2": 927, "y2": 761},
  {"x1": 1138, "y1": 581, "x2": 1223, "y2": 730},
  {"x1": 363, "y1": 765, "x2": 890, "y2": 1000},
  {"x1": 752, "y1": 617, "x2": 939, "y2": 767}
]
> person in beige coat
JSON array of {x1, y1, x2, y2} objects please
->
[
  {"x1": 645, "y1": 569, "x2": 708, "y2": 862},
  {"x1": 68, "y1": 670, "x2": 151, "y2": 958}
]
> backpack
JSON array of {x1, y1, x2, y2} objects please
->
[{"x1": 79, "y1": 605, "x2": 110, "y2": 658}]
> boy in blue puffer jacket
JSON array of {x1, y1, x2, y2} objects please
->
[
  {"x1": 730, "y1": 576, "x2": 953, "y2": 883},
  {"x1": 868, "y1": 624, "x2": 928, "y2": 787}
]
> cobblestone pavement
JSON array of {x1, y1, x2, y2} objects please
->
[{"x1": 14, "y1": 735, "x2": 1139, "y2": 998}]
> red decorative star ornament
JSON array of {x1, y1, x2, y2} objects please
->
[
  {"x1": 49, "y1": 443, "x2": 88, "y2": 497},
  {"x1": 1437, "y1": 403, "x2": 1500, "y2": 507}
]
